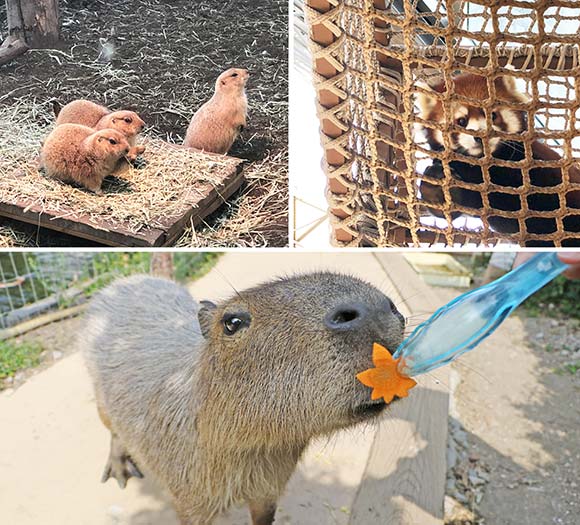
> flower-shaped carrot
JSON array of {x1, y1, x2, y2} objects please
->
[{"x1": 356, "y1": 343, "x2": 417, "y2": 403}]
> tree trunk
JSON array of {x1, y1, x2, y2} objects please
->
[
  {"x1": 1, "y1": 0, "x2": 60, "y2": 65},
  {"x1": 150, "y1": 254, "x2": 175, "y2": 279}
]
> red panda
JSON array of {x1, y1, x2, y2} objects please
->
[{"x1": 415, "y1": 73, "x2": 580, "y2": 246}]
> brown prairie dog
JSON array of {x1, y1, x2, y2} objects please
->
[
  {"x1": 183, "y1": 68, "x2": 249, "y2": 154},
  {"x1": 41, "y1": 124, "x2": 130, "y2": 194},
  {"x1": 56, "y1": 100, "x2": 146, "y2": 161}
]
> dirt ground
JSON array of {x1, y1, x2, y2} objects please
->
[
  {"x1": 0, "y1": 0, "x2": 288, "y2": 247},
  {"x1": 442, "y1": 285, "x2": 580, "y2": 525}
]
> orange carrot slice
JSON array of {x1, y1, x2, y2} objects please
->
[{"x1": 356, "y1": 343, "x2": 417, "y2": 403}]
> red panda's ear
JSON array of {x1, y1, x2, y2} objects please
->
[
  {"x1": 495, "y1": 75, "x2": 516, "y2": 92},
  {"x1": 415, "y1": 81, "x2": 440, "y2": 117},
  {"x1": 495, "y1": 75, "x2": 529, "y2": 103}
]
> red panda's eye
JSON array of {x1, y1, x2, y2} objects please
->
[
  {"x1": 491, "y1": 111, "x2": 498, "y2": 121},
  {"x1": 456, "y1": 117, "x2": 467, "y2": 128},
  {"x1": 109, "y1": 138, "x2": 117, "y2": 145}
]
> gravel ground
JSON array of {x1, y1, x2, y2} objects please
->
[{"x1": 444, "y1": 291, "x2": 580, "y2": 525}]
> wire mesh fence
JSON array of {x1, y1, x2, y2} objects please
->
[{"x1": 0, "y1": 252, "x2": 218, "y2": 330}]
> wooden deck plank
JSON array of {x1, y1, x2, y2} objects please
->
[{"x1": 349, "y1": 254, "x2": 449, "y2": 525}]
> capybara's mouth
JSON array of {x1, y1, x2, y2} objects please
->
[{"x1": 352, "y1": 400, "x2": 388, "y2": 420}]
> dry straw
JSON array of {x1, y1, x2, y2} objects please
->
[
  {"x1": 304, "y1": 0, "x2": 580, "y2": 247},
  {"x1": 0, "y1": 102, "x2": 239, "y2": 236}
]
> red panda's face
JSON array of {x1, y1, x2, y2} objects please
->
[{"x1": 415, "y1": 74, "x2": 528, "y2": 157}]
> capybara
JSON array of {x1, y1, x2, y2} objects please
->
[
  {"x1": 41, "y1": 124, "x2": 130, "y2": 194},
  {"x1": 183, "y1": 68, "x2": 249, "y2": 154},
  {"x1": 55, "y1": 99, "x2": 146, "y2": 161},
  {"x1": 82, "y1": 273, "x2": 406, "y2": 525}
]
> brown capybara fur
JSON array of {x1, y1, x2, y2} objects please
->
[
  {"x1": 41, "y1": 124, "x2": 130, "y2": 194},
  {"x1": 56, "y1": 100, "x2": 146, "y2": 160},
  {"x1": 82, "y1": 273, "x2": 406, "y2": 525},
  {"x1": 183, "y1": 68, "x2": 249, "y2": 154}
]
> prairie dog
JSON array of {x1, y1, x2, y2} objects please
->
[
  {"x1": 41, "y1": 124, "x2": 130, "y2": 194},
  {"x1": 82, "y1": 273, "x2": 405, "y2": 525},
  {"x1": 183, "y1": 68, "x2": 249, "y2": 154},
  {"x1": 56, "y1": 100, "x2": 145, "y2": 161}
]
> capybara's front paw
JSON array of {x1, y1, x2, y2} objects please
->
[{"x1": 101, "y1": 452, "x2": 144, "y2": 489}]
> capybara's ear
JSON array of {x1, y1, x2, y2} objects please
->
[{"x1": 198, "y1": 300, "x2": 217, "y2": 338}]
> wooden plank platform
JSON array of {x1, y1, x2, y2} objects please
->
[
  {"x1": 0, "y1": 139, "x2": 245, "y2": 247},
  {"x1": 349, "y1": 253, "x2": 450, "y2": 525}
]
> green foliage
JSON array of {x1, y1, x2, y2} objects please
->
[
  {"x1": 521, "y1": 275, "x2": 580, "y2": 319},
  {"x1": 0, "y1": 339, "x2": 43, "y2": 380},
  {"x1": 174, "y1": 253, "x2": 221, "y2": 282},
  {"x1": 80, "y1": 252, "x2": 221, "y2": 299},
  {"x1": 554, "y1": 362, "x2": 580, "y2": 375}
]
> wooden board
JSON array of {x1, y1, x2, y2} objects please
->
[
  {"x1": 349, "y1": 254, "x2": 450, "y2": 525},
  {"x1": 0, "y1": 148, "x2": 245, "y2": 247}
]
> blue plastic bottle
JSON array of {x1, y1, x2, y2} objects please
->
[{"x1": 394, "y1": 252, "x2": 569, "y2": 377}]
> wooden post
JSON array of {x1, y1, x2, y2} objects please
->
[
  {"x1": 0, "y1": 0, "x2": 60, "y2": 65},
  {"x1": 150, "y1": 253, "x2": 174, "y2": 279}
]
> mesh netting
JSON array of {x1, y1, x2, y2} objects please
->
[{"x1": 304, "y1": 0, "x2": 580, "y2": 247}]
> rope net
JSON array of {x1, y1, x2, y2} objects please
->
[{"x1": 305, "y1": 0, "x2": 580, "y2": 247}]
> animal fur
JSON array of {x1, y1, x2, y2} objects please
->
[
  {"x1": 415, "y1": 73, "x2": 580, "y2": 244},
  {"x1": 81, "y1": 273, "x2": 405, "y2": 525},
  {"x1": 41, "y1": 124, "x2": 130, "y2": 193},
  {"x1": 56, "y1": 99, "x2": 146, "y2": 161},
  {"x1": 183, "y1": 68, "x2": 249, "y2": 154}
]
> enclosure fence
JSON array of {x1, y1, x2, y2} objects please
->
[
  {"x1": 304, "y1": 0, "x2": 580, "y2": 247},
  {"x1": 0, "y1": 253, "x2": 148, "y2": 330}
]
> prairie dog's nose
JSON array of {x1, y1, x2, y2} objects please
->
[{"x1": 324, "y1": 302, "x2": 368, "y2": 331}]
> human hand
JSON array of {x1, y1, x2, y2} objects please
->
[{"x1": 514, "y1": 252, "x2": 580, "y2": 280}]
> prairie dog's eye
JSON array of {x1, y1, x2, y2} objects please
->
[
  {"x1": 223, "y1": 315, "x2": 243, "y2": 335},
  {"x1": 109, "y1": 138, "x2": 117, "y2": 145},
  {"x1": 231, "y1": 72, "x2": 238, "y2": 77},
  {"x1": 125, "y1": 117, "x2": 133, "y2": 123},
  {"x1": 456, "y1": 117, "x2": 468, "y2": 128}
]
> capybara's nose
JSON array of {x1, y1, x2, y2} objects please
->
[{"x1": 324, "y1": 303, "x2": 368, "y2": 331}]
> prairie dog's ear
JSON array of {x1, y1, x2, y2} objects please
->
[
  {"x1": 415, "y1": 81, "x2": 440, "y2": 117},
  {"x1": 198, "y1": 300, "x2": 217, "y2": 338},
  {"x1": 111, "y1": 117, "x2": 117, "y2": 124}
]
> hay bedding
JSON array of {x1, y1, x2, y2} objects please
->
[
  {"x1": 0, "y1": 0, "x2": 288, "y2": 246},
  {"x1": 0, "y1": 104, "x2": 240, "y2": 235}
]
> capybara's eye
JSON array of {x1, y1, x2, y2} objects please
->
[
  {"x1": 125, "y1": 117, "x2": 132, "y2": 123},
  {"x1": 109, "y1": 138, "x2": 117, "y2": 145},
  {"x1": 456, "y1": 117, "x2": 467, "y2": 128},
  {"x1": 231, "y1": 72, "x2": 238, "y2": 77},
  {"x1": 223, "y1": 315, "x2": 243, "y2": 335}
]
